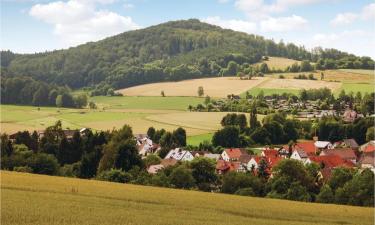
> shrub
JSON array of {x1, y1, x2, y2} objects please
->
[
  {"x1": 97, "y1": 169, "x2": 132, "y2": 183},
  {"x1": 235, "y1": 188, "x2": 255, "y2": 196},
  {"x1": 13, "y1": 166, "x2": 33, "y2": 173},
  {"x1": 27, "y1": 153, "x2": 59, "y2": 175}
]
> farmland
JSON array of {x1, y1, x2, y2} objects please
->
[
  {"x1": 2, "y1": 171, "x2": 374, "y2": 225},
  {"x1": 117, "y1": 76, "x2": 268, "y2": 98},
  {"x1": 254, "y1": 56, "x2": 300, "y2": 70},
  {"x1": 0, "y1": 100, "x2": 256, "y2": 140}
]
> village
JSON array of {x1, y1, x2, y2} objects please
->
[{"x1": 136, "y1": 133, "x2": 375, "y2": 180}]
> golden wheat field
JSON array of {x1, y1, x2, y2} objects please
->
[
  {"x1": 255, "y1": 57, "x2": 300, "y2": 70},
  {"x1": 1, "y1": 171, "x2": 374, "y2": 225},
  {"x1": 116, "y1": 77, "x2": 268, "y2": 97}
]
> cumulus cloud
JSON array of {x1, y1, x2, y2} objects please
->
[
  {"x1": 260, "y1": 15, "x2": 308, "y2": 32},
  {"x1": 330, "y1": 13, "x2": 358, "y2": 26},
  {"x1": 309, "y1": 30, "x2": 374, "y2": 58},
  {"x1": 29, "y1": 0, "x2": 140, "y2": 47},
  {"x1": 362, "y1": 3, "x2": 375, "y2": 20},
  {"x1": 234, "y1": 0, "x2": 324, "y2": 20},
  {"x1": 202, "y1": 16, "x2": 257, "y2": 34}
]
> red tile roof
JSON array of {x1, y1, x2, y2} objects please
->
[
  {"x1": 216, "y1": 160, "x2": 241, "y2": 173},
  {"x1": 284, "y1": 141, "x2": 316, "y2": 156},
  {"x1": 309, "y1": 155, "x2": 355, "y2": 169},
  {"x1": 224, "y1": 148, "x2": 248, "y2": 159},
  {"x1": 364, "y1": 144, "x2": 375, "y2": 153},
  {"x1": 320, "y1": 148, "x2": 357, "y2": 161},
  {"x1": 262, "y1": 149, "x2": 279, "y2": 158}
]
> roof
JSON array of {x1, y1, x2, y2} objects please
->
[
  {"x1": 262, "y1": 149, "x2": 279, "y2": 158},
  {"x1": 147, "y1": 164, "x2": 164, "y2": 174},
  {"x1": 320, "y1": 148, "x2": 357, "y2": 161},
  {"x1": 191, "y1": 151, "x2": 209, "y2": 157},
  {"x1": 285, "y1": 141, "x2": 316, "y2": 156},
  {"x1": 216, "y1": 160, "x2": 241, "y2": 172},
  {"x1": 315, "y1": 141, "x2": 331, "y2": 148},
  {"x1": 343, "y1": 139, "x2": 359, "y2": 148},
  {"x1": 224, "y1": 148, "x2": 248, "y2": 159},
  {"x1": 164, "y1": 148, "x2": 192, "y2": 161},
  {"x1": 294, "y1": 149, "x2": 308, "y2": 158},
  {"x1": 160, "y1": 158, "x2": 178, "y2": 167},
  {"x1": 203, "y1": 153, "x2": 221, "y2": 160},
  {"x1": 362, "y1": 141, "x2": 375, "y2": 153},
  {"x1": 309, "y1": 155, "x2": 355, "y2": 169},
  {"x1": 359, "y1": 152, "x2": 375, "y2": 166},
  {"x1": 239, "y1": 154, "x2": 252, "y2": 164}
]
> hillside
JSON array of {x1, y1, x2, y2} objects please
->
[
  {"x1": 2, "y1": 171, "x2": 374, "y2": 225},
  {"x1": 1, "y1": 19, "x2": 373, "y2": 94}
]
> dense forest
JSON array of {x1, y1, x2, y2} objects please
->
[{"x1": 1, "y1": 19, "x2": 374, "y2": 96}]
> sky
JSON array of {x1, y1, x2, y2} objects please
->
[{"x1": 1, "y1": 0, "x2": 375, "y2": 58}]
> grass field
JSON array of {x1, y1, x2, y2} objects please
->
[
  {"x1": 116, "y1": 77, "x2": 267, "y2": 98},
  {"x1": 187, "y1": 133, "x2": 213, "y2": 146},
  {"x1": 2, "y1": 171, "x2": 373, "y2": 225}
]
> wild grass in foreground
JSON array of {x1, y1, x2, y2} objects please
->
[{"x1": 1, "y1": 171, "x2": 374, "y2": 225}]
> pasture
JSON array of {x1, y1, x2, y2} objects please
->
[
  {"x1": 2, "y1": 171, "x2": 374, "y2": 225},
  {"x1": 116, "y1": 77, "x2": 268, "y2": 98}
]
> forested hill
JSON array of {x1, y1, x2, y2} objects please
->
[{"x1": 1, "y1": 19, "x2": 374, "y2": 94}]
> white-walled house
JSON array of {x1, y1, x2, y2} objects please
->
[
  {"x1": 221, "y1": 148, "x2": 248, "y2": 161},
  {"x1": 290, "y1": 149, "x2": 309, "y2": 163},
  {"x1": 314, "y1": 141, "x2": 333, "y2": 150},
  {"x1": 164, "y1": 148, "x2": 194, "y2": 161}
]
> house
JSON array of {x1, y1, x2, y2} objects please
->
[
  {"x1": 285, "y1": 141, "x2": 317, "y2": 156},
  {"x1": 333, "y1": 139, "x2": 359, "y2": 150},
  {"x1": 135, "y1": 135, "x2": 159, "y2": 156},
  {"x1": 191, "y1": 151, "x2": 209, "y2": 158},
  {"x1": 160, "y1": 158, "x2": 178, "y2": 167},
  {"x1": 246, "y1": 155, "x2": 282, "y2": 173},
  {"x1": 221, "y1": 148, "x2": 248, "y2": 161},
  {"x1": 164, "y1": 148, "x2": 194, "y2": 161},
  {"x1": 320, "y1": 148, "x2": 357, "y2": 164},
  {"x1": 147, "y1": 164, "x2": 164, "y2": 174},
  {"x1": 358, "y1": 152, "x2": 375, "y2": 173},
  {"x1": 307, "y1": 155, "x2": 355, "y2": 180},
  {"x1": 342, "y1": 109, "x2": 363, "y2": 123},
  {"x1": 360, "y1": 141, "x2": 375, "y2": 153},
  {"x1": 314, "y1": 141, "x2": 333, "y2": 150},
  {"x1": 290, "y1": 149, "x2": 309, "y2": 163},
  {"x1": 203, "y1": 153, "x2": 221, "y2": 161},
  {"x1": 261, "y1": 148, "x2": 279, "y2": 158},
  {"x1": 215, "y1": 160, "x2": 243, "y2": 174}
]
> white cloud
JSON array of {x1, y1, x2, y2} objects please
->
[
  {"x1": 330, "y1": 13, "x2": 358, "y2": 26},
  {"x1": 202, "y1": 16, "x2": 257, "y2": 34},
  {"x1": 123, "y1": 3, "x2": 134, "y2": 9},
  {"x1": 218, "y1": 0, "x2": 230, "y2": 3},
  {"x1": 234, "y1": 0, "x2": 324, "y2": 20},
  {"x1": 260, "y1": 15, "x2": 308, "y2": 32},
  {"x1": 362, "y1": 3, "x2": 375, "y2": 20},
  {"x1": 29, "y1": 0, "x2": 140, "y2": 47},
  {"x1": 309, "y1": 30, "x2": 374, "y2": 58}
]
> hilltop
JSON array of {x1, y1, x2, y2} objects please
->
[
  {"x1": 2, "y1": 171, "x2": 374, "y2": 225},
  {"x1": 1, "y1": 19, "x2": 373, "y2": 94}
]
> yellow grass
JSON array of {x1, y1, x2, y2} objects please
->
[
  {"x1": 256, "y1": 57, "x2": 300, "y2": 70},
  {"x1": 117, "y1": 77, "x2": 268, "y2": 98},
  {"x1": 2, "y1": 171, "x2": 373, "y2": 225},
  {"x1": 258, "y1": 78, "x2": 342, "y2": 91}
]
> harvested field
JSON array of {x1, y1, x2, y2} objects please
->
[
  {"x1": 258, "y1": 79, "x2": 342, "y2": 91},
  {"x1": 255, "y1": 57, "x2": 300, "y2": 70},
  {"x1": 116, "y1": 77, "x2": 268, "y2": 98}
]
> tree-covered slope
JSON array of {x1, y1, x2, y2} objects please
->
[{"x1": 1, "y1": 19, "x2": 373, "y2": 93}]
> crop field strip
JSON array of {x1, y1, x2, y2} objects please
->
[{"x1": 2, "y1": 171, "x2": 374, "y2": 225}]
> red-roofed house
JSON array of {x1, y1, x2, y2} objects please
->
[
  {"x1": 246, "y1": 155, "x2": 282, "y2": 174},
  {"x1": 360, "y1": 141, "x2": 375, "y2": 153},
  {"x1": 307, "y1": 155, "x2": 355, "y2": 181},
  {"x1": 221, "y1": 148, "x2": 248, "y2": 161},
  {"x1": 284, "y1": 141, "x2": 317, "y2": 156},
  {"x1": 261, "y1": 148, "x2": 279, "y2": 158},
  {"x1": 320, "y1": 148, "x2": 357, "y2": 164},
  {"x1": 216, "y1": 160, "x2": 244, "y2": 174}
]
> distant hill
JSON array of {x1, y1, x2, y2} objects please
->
[{"x1": 1, "y1": 19, "x2": 373, "y2": 94}]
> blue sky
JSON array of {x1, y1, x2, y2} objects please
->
[{"x1": 1, "y1": 0, "x2": 374, "y2": 58}]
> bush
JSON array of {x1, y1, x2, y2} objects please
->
[
  {"x1": 27, "y1": 153, "x2": 59, "y2": 175},
  {"x1": 13, "y1": 166, "x2": 33, "y2": 173},
  {"x1": 97, "y1": 169, "x2": 132, "y2": 183},
  {"x1": 235, "y1": 188, "x2": 255, "y2": 196}
]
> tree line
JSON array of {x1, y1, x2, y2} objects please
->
[{"x1": 1, "y1": 76, "x2": 88, "y2": 108}]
